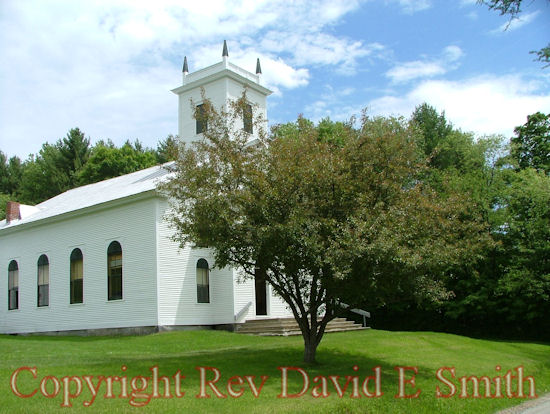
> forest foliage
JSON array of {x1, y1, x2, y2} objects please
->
[
  {"x1": 375, "y1": 106, "x2": 550, "y2": 340},
  {"x1": 0, "y1": 129, "x2": 178, "y2": 216}
]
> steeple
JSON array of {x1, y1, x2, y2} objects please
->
[
  {"x1": 182, "y1": 56, "x2": 189, "y2": 84},
  {"x1": 182, "y1": 56, "x2": 189, "y2": 74},
  {"x1": 222, "y1": 40, "x2": 229, "y2": 57},
  {"x1": 256, "y1": 58, "x2": 262, "y2": 75},
  {"x1": 172, "y1": 41, "x2": 272, "y2": 146}
]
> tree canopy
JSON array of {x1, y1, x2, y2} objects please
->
[
  {"x1": 511, "y1": 112, "x2": 549, "y2": 173},
  {"x1": 371, "y1": 103, "x2": 550, "y2": 341},
  {"x1": 77, "y1": 140, "x2": 158, "y2": 185},
  {"x1": 162, "y1": 97, "x2": 489, "y2": 363}
]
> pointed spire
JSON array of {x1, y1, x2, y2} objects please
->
[
  {"x1": 256, "y1": 58, "x2": 262, "y2": 75},
  {"x1": 222, "y1": 40, "x2": 229, "y2": 57},
  {"x1": 182, "y1": 56, "x2": 189, "y2": 74}
]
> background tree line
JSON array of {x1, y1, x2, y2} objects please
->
[
  {"x1": 1, "y1": 107, "x2": 548, "y2": 346},
  {"x1": 362, "y1": 106, "x2": 550, "y2": 341},
  {"x1": 0, "y1": 129, "x2": 179, "y2": 218}
]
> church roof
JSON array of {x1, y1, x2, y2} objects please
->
[{"x1": 0, "y1": 163, "x2": 174, "y2": 231}]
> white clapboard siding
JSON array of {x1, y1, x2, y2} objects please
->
[
  {"x1": 0, "y1": 197, "x2": 159, "y2": 334},
  {"x1": 232, "y1": 263, "x2": 293, "y2": 322},
  {"x1": 156, "y1": 200, "x2": 235, "y2": 326},
  {"x1": 268, "y1": 288, "x2": 293, "y2": 318},
  {"x1": 176, "y1": 77, "x2": 232, "y2": 146}
]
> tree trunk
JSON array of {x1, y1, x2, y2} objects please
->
[{"x1": 303, "y1": 333, "x2": 319, "y2": 364}]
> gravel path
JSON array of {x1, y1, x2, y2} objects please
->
[{"x1": 496, "y1": 393, "x2": 550, "y2": 414}]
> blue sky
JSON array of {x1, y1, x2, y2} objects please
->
[{"x1": 1, "y1": 0, "x2": 549, "y2": 159}]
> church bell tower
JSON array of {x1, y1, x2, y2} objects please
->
[{"x1": 171, "y1": 40, "x2": 272, "y2": 145}]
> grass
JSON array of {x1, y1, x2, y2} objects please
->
[{"x1": 0, "y1": 329, "x2": 549, "y2": 413}]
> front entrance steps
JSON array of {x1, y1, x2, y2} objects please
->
[{"x1": 235, "y1": 317, "x2": 367, "y2": 336}]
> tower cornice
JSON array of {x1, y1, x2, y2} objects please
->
[{"x1": 171, "y1": 61, "x2": 272, "y2": 96}]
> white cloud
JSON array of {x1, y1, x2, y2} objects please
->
[
  {"x1": 369, "y1": 74, "x2": 550, "y2": 137},
  {"x1": 459, "y1": 0, "x2": 478, "y2": 19},
  {"x1": 442, "y1": 45, "x2": 464, "y2": 62},
  {"x1": 386, "y1": 45, "x2": 464, "y2": 83},
  {"x1": 386, "y1": 62, "x2": 447, "y2": 84},
  {"x1": 0, "y1": 0, "x2": 369, "y2": 158},
  {"x1": 304, "y1": 85, "x2": 360, "y2": 121},
  {"x1": 492, "y1": 11, "x2": 540, "y2": 33},
  {"x1": 260, "y1": 58, "x2": 310, "y2": 90},
  {"x1": 388, "y1": 0, "x2": 432, "y2": 14},
  {"x1": 260, "y1": 32, "x2": 382, "y2": 75}
]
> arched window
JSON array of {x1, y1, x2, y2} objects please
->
[
  {"x1": 37, "y1": 254, "x2": 49, "y2": 307},
  {"x1": 243, "y1": 103, "x2": 253, "y2": 134},
  {"x1": 8, "y1": 260, "x2": 18, "y2": 310},
  {"x1": 196, "y1": 259, "x2": 210, "y2": 303},
  {"x1": 195, "y1": 103, "x2": 207, "y2": 134},
  {"x1": 70, "y1": 248, "x2": 83, "y2": 304},
  {"x1": 107, "y1": 241, "x2": 122, "y2": 301}
]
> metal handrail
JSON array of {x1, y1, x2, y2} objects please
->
[
  {"x1": 235, "y1": 301, "x2": 253, "y2": 322},
  {"x1": 337, "y1": 301, "x2": 370, "y2": 327}
]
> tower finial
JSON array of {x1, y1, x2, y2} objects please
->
[
  {"x1": 222, "y1": 40, "x2": 229, "y2": 57},
  {"x1": 256, "y1": 58, "x2": 262, "y2": 75},
  {"x1": 182, "y1": 56, "x2": 189, "y2": 74}
]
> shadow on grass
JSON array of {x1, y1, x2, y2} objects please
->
[{"x1": 1, "y1": 331, "x2": 545, "y2": 413}]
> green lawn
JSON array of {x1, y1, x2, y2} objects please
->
[{"x1": 0, "y1": 329, "x2": 548, "y2": 413}]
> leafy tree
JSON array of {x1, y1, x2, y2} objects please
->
[
  {"x1": 411, "y1": 103, "x2": 453, "y2": 160},
  {"x1": 0, "y1": 151, "x2": 6, "y2": 187},
  {"x1": 410, "y1": 103, "x2": 496, "y2": 226},
  {"x1": 450, "y1": 167, "x2": 550, "y2": 339},
  {"x1": 372, "y1": 104, "x2": 520, "y2": 338},
  {"x1": 497, "y1": 169, "x2": 550, "y2": 319},
  {"x1": 478, "y1": 0, "x2": 550, "y2": 67},
  {"x1": 406, "y1": 105, "x2": 550, "y2": 340},
  {"x1": 78, "y1": 140, "x2": 157, "y2": 185},
  {"x1": 0, "y1": 152, "x2": 8, "y2": 219},
  {"x1": 411, "y1": 103, "x2": 488, "y2": 174},
  {"x1": 162, "y1": 97, "x2": 489, "y2": 363},
  {"x1": 511, "y1": 112, "x2": 549, "y2": 173},
  {"x1": 316, "y1": 117, "x2": 354, "y2": 146}
]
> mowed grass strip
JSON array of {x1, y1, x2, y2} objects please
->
[{"x1": 0, "y1": 329, "x2": 548, "y2": 413}]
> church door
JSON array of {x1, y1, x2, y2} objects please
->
[{"x1": 255, "y1": 275, "x2": 267, "y2": 316}]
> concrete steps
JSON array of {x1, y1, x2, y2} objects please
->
[{"x1": 235, "y1": 317, "x2": 367, "y2": 336}]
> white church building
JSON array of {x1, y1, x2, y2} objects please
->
[{"x1": 0, "y1": 42, "x2": 294, "y2": 335}]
